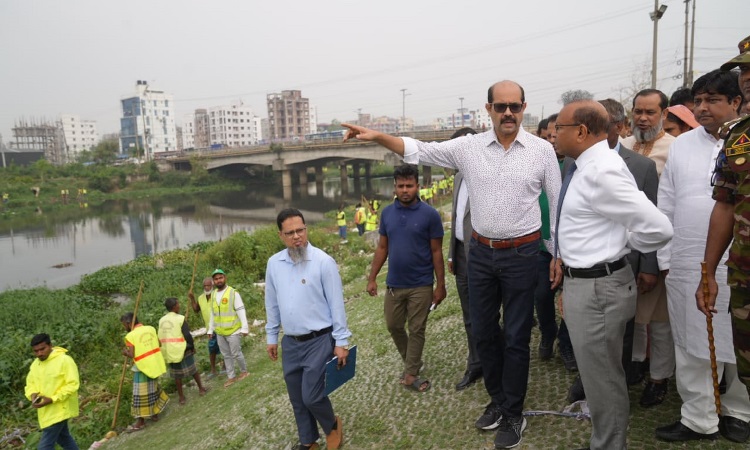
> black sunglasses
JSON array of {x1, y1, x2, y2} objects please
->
[{"x1": 491, "y1": 103, "x2": 523, "y2": 114}]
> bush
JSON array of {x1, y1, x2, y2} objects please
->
[{"x1": 88, "y1": 174, "x2": 116, "y2": 193}]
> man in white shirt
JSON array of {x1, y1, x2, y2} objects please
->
[
  {"x1": 552, "y1": 100, "x2": 673, "y2": 450},
  {"x1": 342, "y1": 80, "x2": 561, "y2": 449},
  {"x1": 655, "y1": 69, "x2": 750, "y2": 444}
]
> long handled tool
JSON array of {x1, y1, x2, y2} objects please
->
[
  {"x1": 700, "y1": 261, "x2": 722, "y2": 416},
  {"x1": 110, "y1": 281, "x2": 145, "y2": 433},
  {"x1": 185, "y1": 251, "x2": 199, "y2": 321}
]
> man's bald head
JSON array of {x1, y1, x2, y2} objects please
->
[
  {"x1": 487, "y1": 80, "x2": 525, "y2": 104},
  {"x1": 555, "y1": 100, "x2": 610, "y2": 158}
]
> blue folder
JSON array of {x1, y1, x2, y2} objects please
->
[{"x1": 325, "y1": 345, "x2": 357, "y2": 395}]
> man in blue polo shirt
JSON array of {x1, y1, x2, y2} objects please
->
[{"x1": 367, "y1": 164, "x2": 446, "y2": 392}]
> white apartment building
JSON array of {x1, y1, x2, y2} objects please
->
[
  {"x1": 59, "y1": 114, "x2": 99, "y2": 157},
  {"x1": 182, "y1": 113, "x2": 195, "y2": 149},
  {"x1": 208, "y1": 102, "x2": 260, "y2": 147},
  {"x1": 119, "y1": 80, "x2": 178, "y2": 158}
]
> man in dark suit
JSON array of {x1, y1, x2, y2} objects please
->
[
  {"x1": 564, "y1": 98, "x2": 659, "y2": 401},
  {"x1": 447, "y1": 127, "x2": 483, "y2": 391}
]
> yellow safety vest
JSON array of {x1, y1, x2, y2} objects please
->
[
  {"x1": 158, "y1": 312, "x2": 187, "y2": 363},
  {"x1": 372, "y1": 199, "x2": 380, "y2": 211},
  {"x1": 365, "y1": 211, "x2": 378, "y2": 231},
  {"x1": 197, "y1": 292, "x2": 212, "y2": 326},
  {"x1": 212, "y1": 286, "x2": 240, "y2": 336},
  {"x1": 126, "y1": 325, "x2": 167, "y2": 379},
  {"x1": 354, "y1": 207, "x2": 366, "y2": 225},
  {"x1": 336, "y1": 211, "x2": 346, "y2": 226}
]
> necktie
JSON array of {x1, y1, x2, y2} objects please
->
[{"x1": 554, "y1": 162, "x2": 577, "y2": 259}]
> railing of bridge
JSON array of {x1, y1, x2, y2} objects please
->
[{"x1": 161, "y1": 129, "x2": 457, "y2": 161}]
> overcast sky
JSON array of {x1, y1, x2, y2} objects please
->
[{"x1": 0, "y1": 0, "x2": 746, "y2": 142}]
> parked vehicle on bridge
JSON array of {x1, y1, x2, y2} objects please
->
[{"x1": 304, "y1": 130, "x2": 347, "y2": 141}]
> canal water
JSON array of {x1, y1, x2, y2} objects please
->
[{"x1": 0, "y1": 177, "x2": 400, "y2": 292}]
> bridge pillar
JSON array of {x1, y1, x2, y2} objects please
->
[
  {"x1": 352, "y1": 162, "x2": 361, "y2": 195},
  {"x1": 315, "y1": 165, "x2": 324, "y2": 194},
  {"x1": 340, "y1": 162, "x2": 349, "y2": 196},
  {"x1": 422, "y1": 165, "x2": 432, "y2": 186},
  {"x1": 282, "y1": 169, "x2": 293, "y2": 201},
  {"x1": 364, "y1": 162, "x2": 373, "y2": 192},
  {"x1": 299, "y1": 168, "x2": 309, "y2": 198}
]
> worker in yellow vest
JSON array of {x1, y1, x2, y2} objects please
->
[
  {"x1": 189, "y1": 277, "x2": 224, "y2": 377},
  {"x1": 121, "y1": 312, "x2": 169, "y2": 432},
  {"x1": 207, "y1": 269, "x2": 250, "y2": 388},
  {"x1": 354, "y1": 203, "x2": 367, "y2": 236},
  {"x1": 365, "y1": 201, "x2": 379, "y2": 232},
  {"x1": 159, "y1": 297, "x2": 208, "y2": 405},
  {"x1": 336, "y1": 203, "x2": 347, "y2": 241}
]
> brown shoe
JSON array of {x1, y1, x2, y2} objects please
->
[
  {"x1": 326, "y1": 416, "x2": 343, "y2": 449},
  {"x1": 237, "y1": 372, "x2": 249, "y2": 382},
  {"x1": 223, "y1": 377, "x2": 237, "y2": 388}
]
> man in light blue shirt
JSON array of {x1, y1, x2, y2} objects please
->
[{"x1": 265, "y1": 208, "x2": 351, "y2": 450}]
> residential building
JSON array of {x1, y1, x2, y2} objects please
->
[
  {"x1": 208, "y1": 102, "x2": 260, "y2": 147},
  {"x1": 119, "y1": 80, "x2": 177, "y2": 159},
  {"x1": 267, "y1": 90, "x2": 311, "y2": 140},
  {"x1": 182, "y1": 113, "x2": 195, "y2": 149},
  {"x1": 60, "y1": 114, "x2": 99, "y2": 157}
]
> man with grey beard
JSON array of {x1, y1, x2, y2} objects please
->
[
  {"x1": 621, "y1": 88, "x2": 676, "y2": 408},
  {"x1": 265, "y1": 208, "x2": 351, "y2": 450}
]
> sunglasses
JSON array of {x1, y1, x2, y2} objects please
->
[{"x1": 491, "y1": 103, "x2": 523, "y2": 114}]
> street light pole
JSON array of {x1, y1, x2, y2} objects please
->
[
  {"x1": 459, "y1": 97, "x2": 465, "y2": 127},
  {"x1": 682, "y1": 0, "x2": 690, "y2": 87},
  {"x1": 650, "y1": 0, "x2": 668, "y2": 89},
  {"x1": 400, "y1": 88, "x2": 410, "y2": 131}
]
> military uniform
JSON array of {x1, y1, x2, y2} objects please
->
[{"x1": 715, "y1": 34, "x2": 750, "y2": 391}]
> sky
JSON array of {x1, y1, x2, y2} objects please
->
[{"x1": 0, "y1": 0, "x2": 746, "y2": 143}]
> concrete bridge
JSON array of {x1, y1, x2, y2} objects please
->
[{"x1": 157, "y1": 130, "x2": 457, "y2": 199}]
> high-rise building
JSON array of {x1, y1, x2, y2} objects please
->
[
  {"x1": 60, "y1": 114, "x2": 99, "y2": 157},
  {"x1": 208, "y1": 102, "x2": 260, "y2": 147},
  {"x1": 267, "y1": 90, "x2": 311, "y2": 140},
  {"x1": 119, "y1": 80, "x2": 177, "y2": 159},
  {"x1": 182, "y1": 113, "x2": 195, "y2": 149}
]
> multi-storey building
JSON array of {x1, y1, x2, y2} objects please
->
[
  {"x1": 208, "y1": 103, "x2": 259, "y2": 147},
  {"x1": 60, "y1": 114, "x2": 99, "y2": 157},
  {"x1": 182, "y1": 113, "x2": 195, "y2": 149},
  {"x1": 119, "y1": 80, "x2": 177, "y2": 159},
  {"x1": 267, "y1": 90, "x2": 311, "y2": 140}
]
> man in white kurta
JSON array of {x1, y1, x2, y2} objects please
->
[{"x1": 656, "y1": 124, "x2": 750, "y2": 440}]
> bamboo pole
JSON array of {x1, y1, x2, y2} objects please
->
[
  {"x1": 700, "y1": 261, "x2": 721, "y2": 415},
  {"x1": 111, "y1": 280, "x2": 145, "y2": 431},
  {"x1": 185, "y1": 251, "x2": 199, "y2": 321}
]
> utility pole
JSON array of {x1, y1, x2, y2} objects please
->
[
  {"x1": 650, "y1": 0, "x2": 668, "y2": 89},
  {"x1": 400, "y1": 88, "x2": 410, "y2": 132},
  {"x1": 688, "y1": 0, "x2": 696, "y2": 86},
  {"x1": 459, "y1": 97, "x2": 465, "y2": 127},
  {"x1": 682, "y1": 0, "x2": 690, "y2": 87}
]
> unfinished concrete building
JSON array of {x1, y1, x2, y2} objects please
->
[{"x1": 12, "y1": 119, "x2": 67, "y2": 165}]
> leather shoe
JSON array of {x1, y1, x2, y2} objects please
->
[
  {"x1": 719, "y1": 415, "x2": 750, "y2": 443},
  {"x1": 326, "y1": 416, "x2": 343, "y2": 450},
  {"x1": 567, "y1": 375, "x2": 585, "y2": 403},
  {"x1": 655, "y1": 421, "x2": 718, "y2": 442},
  {"x1": 455, "y1": 370, "x2": 482, "y2": 391}
]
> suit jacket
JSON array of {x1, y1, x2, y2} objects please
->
[
  {"x1": 449, "y1": 172, "x2": 473, "y2": 263},
  {"x1": 561, "y1": 145, "x2": 659, "y2": 275}
]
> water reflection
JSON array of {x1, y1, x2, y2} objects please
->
[{"x1": 0, "y1": 177, "x2": 398, "y2": 292}]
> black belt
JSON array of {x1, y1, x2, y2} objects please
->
[
  {"x1": 288, "y1": 326, "x2": 332, "y2": 342},
  {"x1": 563, "y1": 257, "x2": 628, "y2": 279}
]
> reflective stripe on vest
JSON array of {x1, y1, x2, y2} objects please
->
[
  {"x1": 126, "y1": 325, "x2": 167, "y2": 379},
  {"x1": 158, "y1": 312, "x2": 187, "y2": 363},
  {"x1": 212, "y1": 287, "x2": 241, "y2": 335}
]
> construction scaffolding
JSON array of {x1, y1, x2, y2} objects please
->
[{"x1": 12, "y1": 118, "x2": 67, "y2": 165}]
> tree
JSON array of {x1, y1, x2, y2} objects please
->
[{"x1": 91, "y1": 139, "x2": 119, "y2": 165}]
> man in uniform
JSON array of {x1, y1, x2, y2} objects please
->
[
  {"x1": 698, "y1": 35, "x2": 750, "y2": 398},
  {"x1": 121, "y1": 312, "x2": 169, "y2": 432},
  {"x1": 207, "y1": 269, "x2": 250, "y2": 388},
  {"x1": 189, "y1": 277, "x2": 223, "y2": 378},
  {"x1": 25, "y1": 333, "x2": 80, "y2": 450}
]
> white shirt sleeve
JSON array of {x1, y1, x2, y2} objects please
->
[{"x1": 233, "y1": 291, "x2": 249, "y2": 334}]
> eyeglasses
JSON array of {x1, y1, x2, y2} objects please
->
[
  {"x1": 282, "y1": 227, "x2": 307, "y2": 238},
  {"x1": 554, "y1": 123, "x2": 581, "y2": 132},
  {"x1": 491, "y1": 103, "x2": 524, "y2": 114}
]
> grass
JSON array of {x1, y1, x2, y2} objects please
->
[{"x1": 94, "y1": 232, "x2": 745, "y2": 450}]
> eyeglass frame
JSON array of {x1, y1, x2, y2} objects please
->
[
  {"x1": 281, "y1": 227, "x2": 307, "y2": 238},
  {"x1": 554, "y1": 123, "x2": 582, "y2": 132},
  {"x1": 489, "y1": 102, "x2": 524, "y2": 114}
]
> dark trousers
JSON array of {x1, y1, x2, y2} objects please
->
[
  {"x1": 468, "y1": 237, "x2": 539, "y2": 417},
  {"x1": 534, "y1": 251, "x2": 573, "y2": 350},
  {"x1": 454, "y1": 240, "x2": 481, "y2": 373},
  {"x1": 38, "y1": 419, "x2": 78, "y2": 450},
  {"x1": 356, "y1": 224, "x2": 365, "y2": 236},
  {"x1": 282, "y1": 333, "x2": 337, "y2": 444}
]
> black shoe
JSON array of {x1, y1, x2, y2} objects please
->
[
  {"x1": 640, "y1": 379, "x2": 668, "y2": 407},
  {"x1": 538, "y1": 337, "x2": 554, "y2": 360},
  {"x1": 655, "y1": 421, "x2": 718, "y2": 442},
  {"x1": 559, "y1": 345, "x2": 577, "y2": 372},
  {"x1": 475, "y1": 403, "x2": 503, "y2": 430},
  {"x1": 567, "y1": 375, "x2": 585, "y2": 403},
  {"x1": 455, "y1": 370, "x2": 482, "y2": 391},
  {"x1": 719, "y1": 415, "x2": 750, "y2": 443},
  {"x1": 493, "y1": 415, "x2": 526, "y2": 449},
  {"x1": 626, "y1": 360, "x2": 647, "y2": 386}
]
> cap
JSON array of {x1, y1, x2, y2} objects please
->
[
  {"x1": 211, "y1": 269, "x2": 225, "y2": 276},
  {"x1": 720, "y1": 35, "x2": 750, "y2": 71},
  {"x1": 666, "y1": 105, "x2": 700, "y2": 130}
]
